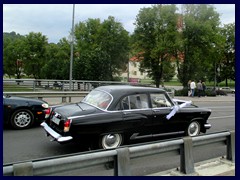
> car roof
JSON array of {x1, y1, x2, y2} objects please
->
[
  {"x1": 93, "y1": 85, "x2": 168, "y2": 111},
  {"x1": 95, "y1": 85, "x2": 165, "y2": 96}
]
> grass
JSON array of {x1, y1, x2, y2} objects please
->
[
  {"x1": 140, "y1": 79, "x2": 235, "y2": 88},
  {"x1": 3, "y1": 84, "x2": 35, "y2": 92}
]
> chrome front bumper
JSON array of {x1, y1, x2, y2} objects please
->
[{"x1": 41, "y1": 122, "x2": 73, "y2": 143}]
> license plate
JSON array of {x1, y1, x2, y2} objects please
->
[{"x1": 51, "y1": 116, "x2": 60, "y2": 125}]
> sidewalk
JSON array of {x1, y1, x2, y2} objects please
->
[
  {"x1": 149, "y1": 157, "x2": 235, "y2": 176},
  {"x1": 174, "y1": 94, "x2": 235, "y2": 103}
]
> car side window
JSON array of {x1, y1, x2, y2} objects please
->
[
  {"x1": 121, "y1": 94, "x2": 149, "y2": 110},
  {"x1": 150, "y1": 93, "x2": 173, "y2": 108}
]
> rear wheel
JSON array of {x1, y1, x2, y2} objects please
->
[
  {"x1": 186, "y1": 121, "x2": 200, "y2": 137},
  {"x1": 100, "y1": 133, "x2": 123, "y2": 149},
  {"x1": 10, "y1": 109, "x2": 34, "y2": 129}
]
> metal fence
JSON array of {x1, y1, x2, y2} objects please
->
[
  {"x1": 3, "y1": 78, "x2": 175, "y2": 98},
  {"x1": 3, "y1": 130, "x2": 235, "y2": 176},
  {"x1": 3, "y1": 78, "x2": 133, "y2": 91},
  {"x1": 3, "y1": 79, "x2": 175, "y2": 104},
  {"x1": 3, "y1": 91, "x2": 88, "y2": 104}
]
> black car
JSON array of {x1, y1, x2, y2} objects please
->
[
  {"x1": 41, "y1": 85, "x2": 211, "y2": 149},
  {"x1": 3, "y1": 95, "x2": 49, "y2": 129}
]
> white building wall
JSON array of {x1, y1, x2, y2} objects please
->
[{"x1": 121, "y1": 61, "x2": 148, "y2": 81}]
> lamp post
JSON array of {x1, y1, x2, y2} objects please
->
[
  {"x1": 217, "y1": 66, "x2": 220, "y2": 90},
  {"x1": 214, "y1": 62, "x2": 216, "y2": 90},
  {"x1": 69, "y1": 4, "x2": 75, "y2": 91}
]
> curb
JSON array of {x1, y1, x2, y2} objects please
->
[
  {"x1": 148, "y1": 157, "x2": 235, "y2": 176},
  {"x1": 174, "y1": 95, "x2": 235, "y2": 102}
]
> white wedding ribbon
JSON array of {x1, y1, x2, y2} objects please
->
[{"x1": 166, "y1": 100, "x2": 192, "y2": 120}]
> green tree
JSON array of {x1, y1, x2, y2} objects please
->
[
  {"x1": 42, "y1": 38, "x2": 71, "y2": 80},
  {"x1": 133, "y1": 4, "x2": 178, "y2": 87},
  {"x1": 219, "y1": 23, "x2": 235, "y2": 86},
  {"x1": 177, "y1": 4, "x2": 221, "y2": 87},
  {"x1": 3, "y1": 33, "x2": 26, "y2": 79},
  {"x1": 23, "y1": 32, "x2": 48, "y2": 79},
  {"x1": 98, "y1": 16, "x2": 129, "y2": 80},
  {"x1": 74, "y1": 17, "x2": 129, "y2": 81},
  {"x1": 74, "y1": 18, "x2": 102, "y2": 80}
]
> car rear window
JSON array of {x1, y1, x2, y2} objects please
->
[{"x1": 82, "y1": 90, "x2": 113, "y2": 110}]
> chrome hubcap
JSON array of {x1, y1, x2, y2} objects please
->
[
  {"x1": 105, "y1": 134, "x2": 117, "y2": 146},
  {"x1": 188, "y1": 122, "x2": 199, "y2": 136},
  {"x1": 14, "y1": 112, "x2": 31, "y2": 127},
  {"x1": 102, "y1": 134, "x2": 122, "y2": 149}
]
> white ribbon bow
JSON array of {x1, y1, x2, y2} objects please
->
[{"x1": 166, "y1": 101, "x2": 192, "y2": 120}]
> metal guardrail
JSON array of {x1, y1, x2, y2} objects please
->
[
  {"x1": 3, "y1": 78, "x2": 132, "y2": 91},
  {"x1": 3, "y1": 78, "x2": 175, "y2": 97},
  {"x1": 3, "y1": 130, "x2": 235, "y2": 176},
  {"x1": 3, "y1": 91, "x2": 89, "y2": 103}
]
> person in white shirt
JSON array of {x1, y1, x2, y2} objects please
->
[{"x1": 190, "y1": 80, "x2": 196, "y2": 97}]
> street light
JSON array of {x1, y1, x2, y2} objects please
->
[{"x1": 69, "y1": 4, "x2": 75, "y2": 91}]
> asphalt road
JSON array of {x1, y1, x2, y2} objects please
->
[{"x1": 3, "y1": 98, "x2": 235, "y2": 175}]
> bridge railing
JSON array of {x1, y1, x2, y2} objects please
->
[
  {"x1": 3, "y1": 78, "x2": 175, "y2": 98},
  {"x1": 3, "y1": 130, "x2": 235, "y2": 176},
  {"x1": 3, "y1": 91, "x2": 89, "y2": 104},
  {"x1": 3, "y1": 78, "x2": 132, "y2": 91}
]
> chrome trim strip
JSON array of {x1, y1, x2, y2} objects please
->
[
  {"x1": 41, "y1": 122, "x2": 73, "y2": 143},
  {"x1": 204, "y1": 123, "x2": 212, "y2": 129},
  {"x1": 130, "y1": 131, "x2": 185, "y2": 140},
  {"x1": 68, "y1": 108, "x2": 151, "y2": 120}
]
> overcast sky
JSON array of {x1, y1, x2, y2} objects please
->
[{"x1": 3, "y1": 4, "x2": 235, "y2": 43}]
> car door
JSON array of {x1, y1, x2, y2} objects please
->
[
  {"x1": 120, "y1": 93, "x2": 153, "y2": 138},
  {"x1": 150, "y1": 93, "x2": 181, "y2": 135}
]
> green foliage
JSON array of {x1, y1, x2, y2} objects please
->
[
  {"x1": 174, "y1": 88, "x2": 188, "y2": 96},
  {"x1": 133, "y1": 5, "x2": 178, "y2": 87},
  {"x1": 42, "y1": 38, "x2": 71, "y2": 79},
  {"x1": 23, "y1": 32, "x2": 48, "y2": 79},
  {"x1": 74, "y1": 17, "x2": 129, "y2": 81},
  {"x1": 3, "y1": 32, "x2": 25, "y2": 78},
  {"x1": 174, "y1": 88, "x2": 217, "y2": 97},
  {"x1": 177, "y1": 4, "x2": 221, "y2": 87},
  {"x1": 3, "y1": 6, "x2": 235, "y2": 84},
  {"x1": 219, "y1": 23, "x2": 235, "y2": 85}
]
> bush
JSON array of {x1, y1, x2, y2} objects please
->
[
  {"x1": 205, "y1": 90, "x2": 216, "y2": 96},
  {"x1": 215, "y1": 89, "x2": 227, "y2": 96},
  {"x1": 174, "y1": 88, "x2": 188, "y2": 96},
  {"x1": 175, "y1": 88, "x2": 220, "y2": 97}
]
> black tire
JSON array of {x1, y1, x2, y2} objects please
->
[
  {"x1": 186, "y1": 121, "x2": 201, "y2": 137},
  {"x1": 99, "y1": 133, "x2": 123, "y2": 149},
  {"x1": 10, "y1": 109, "x2": 34, "y2": 129}
]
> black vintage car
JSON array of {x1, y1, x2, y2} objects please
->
[
  {"x1": 41, "y1": 85, "x2": 211, "y2": 149},
  {"x1": 3, "y1": 95, "x2": 49, "y2": 129}
]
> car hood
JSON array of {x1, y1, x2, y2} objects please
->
[
  {"x1": 52, "y1": 102, "x2": 98, "y2": 118},
  {"x1": 4, "y1": 95, "x2": 47, "y2": 104}
]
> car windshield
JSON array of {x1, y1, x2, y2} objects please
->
[{"x1": 82, "y1": 90, "x2": 113, "y2": 110}]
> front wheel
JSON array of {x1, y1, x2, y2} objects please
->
[
  {"x1": 10, "y1": 109, "x2": 34, "y2": 129},
  {"x1": 186, "y1": 121, "x2": 200, "y2": 137},
  {"x1": 100, "y1": 133, "x2": 123, "y2": 149}
]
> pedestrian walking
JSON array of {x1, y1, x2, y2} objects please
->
[
  {"x1": 197, "y1": 80, "x2": 203, "y2": 97},
  {"x1": 188, "y1": 80, "x2": 192, "y2": 97},
  {"x1": 190, "y1": 80, "x2": 196, "y2": 97},
  {"x1": 202, "y1": 81, "x2": 206, "y2": 96}
]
